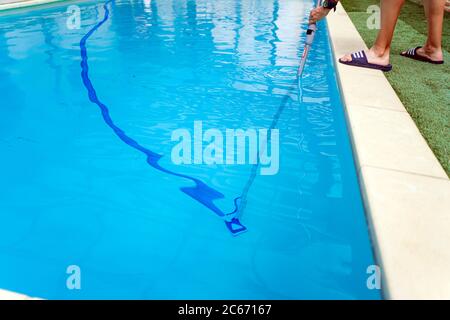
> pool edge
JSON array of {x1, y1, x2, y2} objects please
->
[
  {"x1": 0, "y1": 289, "x2": 41, "y2": 300},
  {"x1": 327, "y1": 3, "x2": 450, "y2": 300},
  {"x1": 0, "y1": 0, "x2": 74, "y2": 12}
]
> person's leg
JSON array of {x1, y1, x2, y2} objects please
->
[
  {"x1": 402, "y1": 0, "x2": 445, "y2": 62},
  {"x1": 341, "y1": 0, "x2": 405, "y2": 66}
]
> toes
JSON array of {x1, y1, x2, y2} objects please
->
[{"x1": 340, "y1": 54, "x2": 352, "y2": 62}]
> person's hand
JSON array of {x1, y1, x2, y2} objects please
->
[{"x1": 309, "y1": 7, "x2": 332, "y2": 24}]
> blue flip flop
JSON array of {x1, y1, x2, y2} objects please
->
[
  {"x1": 339, "y1": 50, "x2": 393, "y2": 72},
  {"x1": 400, "y1": 46, "x2": 444, "y2": 64}
]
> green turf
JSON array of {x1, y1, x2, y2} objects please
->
[{"x1": 339, "y1": 0, "x2": 450, "y2": 175}]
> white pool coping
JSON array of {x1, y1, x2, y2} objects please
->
[
  {"x1": 0, "y1": 289, "x2": 40, "y2": 300},
  {"x1": 0, "y1": 0, "x2": 64, "y2": 11},
  {"x1": 0, "y1": 0, "x2": 449, "y2": 301},
  {"x1": 327, "y1": 3, "x2": 450, "y2": 300}
]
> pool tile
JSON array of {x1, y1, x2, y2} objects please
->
[
  {"x1": 336, "y1": 71, "x2": 406, "y2": 112},
  {"x1": 346, "y1": 105, "x2": 448, "y2": 179},
  {"x1": 359, "y1": 166, "x2": 450, "y2": 300}
]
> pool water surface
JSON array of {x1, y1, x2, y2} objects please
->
[{"x1": 0, "y1": 0, "x2": 380, "y2": 299}]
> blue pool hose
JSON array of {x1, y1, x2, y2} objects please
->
[{"x1": 79, "y1": 0, "x2": 246, "y2": 236}]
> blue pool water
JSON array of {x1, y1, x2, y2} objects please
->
[{"x1": 0, "y1": 0, "x2": 380, "y2": 299}]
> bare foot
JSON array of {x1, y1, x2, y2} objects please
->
[
  {"x1": 402, "y1": 45, "x2": 443, "y2": 62},
  {"x1": 340, "y1": 47, "x2": 391, "y2": 66}
]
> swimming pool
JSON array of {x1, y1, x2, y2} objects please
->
[{"x1": 0, "y1": 0, "x2": 380, "y2": 299}]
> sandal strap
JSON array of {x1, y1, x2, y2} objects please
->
[{"x1": 351, "y1": 50, "x2": 366, "y2": 61}]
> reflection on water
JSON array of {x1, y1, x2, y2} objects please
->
[{"x1": 0, "y1": 0, "x2": 379, "y2": 299}]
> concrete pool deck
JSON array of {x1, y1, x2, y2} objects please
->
[
  {"x1": 0, "y1": 0, "x2": 449, "y2": 301},
  {"x1": 328, "y1": 3, "x2": 450, "y2": 299}
]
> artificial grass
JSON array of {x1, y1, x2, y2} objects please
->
[{"x1": 340, "y1": 0, "x2": 450, "y2": 175}]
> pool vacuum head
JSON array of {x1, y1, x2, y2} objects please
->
[{"x1": 225, "y1": 217, "x2": 248, "y2": 236}]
